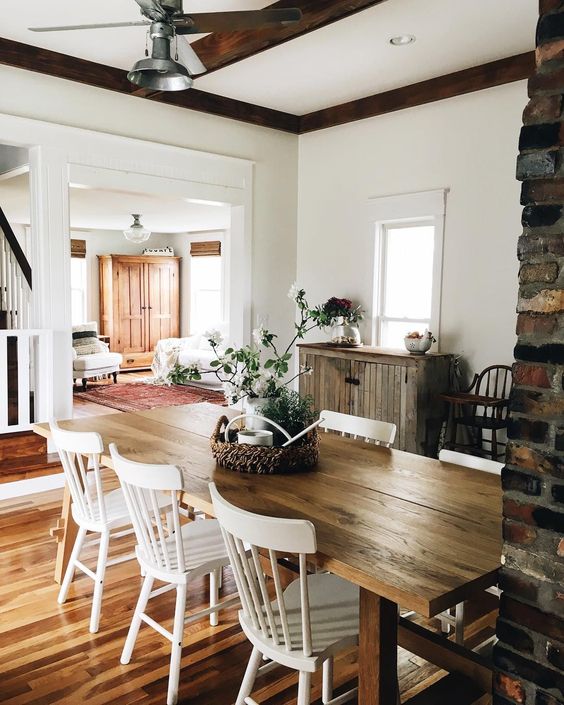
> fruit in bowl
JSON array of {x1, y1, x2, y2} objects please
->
[{"x1": 404, "y1": 330, "x2": 436, "y2": 355}]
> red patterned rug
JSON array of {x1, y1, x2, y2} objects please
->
[{"x1": 74, "y1": 382, "x2": 225, "y2": 412}]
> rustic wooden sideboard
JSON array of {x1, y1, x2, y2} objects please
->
[{"x1": 298, "y1": 343, "x2": 453, "y2": 457}]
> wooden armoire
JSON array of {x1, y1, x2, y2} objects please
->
[{"x1": 98, "y1": 255, "x2": 180, "y2": 369}]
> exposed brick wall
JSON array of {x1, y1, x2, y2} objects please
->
[{"x1": 494, "y1": 3, "x2": 564, "y2": 704}]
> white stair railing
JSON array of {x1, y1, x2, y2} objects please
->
[
  {"x1": 0, "y1": 330, "x2": 53, "y2": 434},
  {"x1": 0, "y1": 226, "x2": 31, "y2": 330}
]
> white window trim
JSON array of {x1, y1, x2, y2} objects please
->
[{"x1": 368, "y1": 189, "x2": 447, "y2": 351}]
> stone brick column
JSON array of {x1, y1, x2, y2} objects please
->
[{"x1": 494, "y1": 2, "x2": 564, "y2": 704}]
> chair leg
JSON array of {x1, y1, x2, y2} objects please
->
[
  {"x1": 210, "y1": 569, "x2": 219, "y2": 627},
  {"x1": 58, "y1": 526, "x2": 87, "y2": 604},
  {"x1": 454, "y1": 602, "x2": 465, "y2": 645},
  {"x1": 121, "y1": 574, "x2": 155, "y2": 664},
  {"x1": 322, "y1": 657, "x2": 333, "y2": 704},
  {"x1": 236, "y1": 647, "x2": 263, "y2": 705},
  {"x1": 167, "y1": 583, "x2": 188, "y2": 705},
  {"x1": 297, "y1": 671, "x2": 312, "y2": 705},
  {"x1": 491, "y1": 429, "x2": 498, "y2": 461},
  {"x1": 112, "y1": 371, "x2": 118, "y2": 384},
  {"x1": 90, "y1": 530, "x2": 110, "y2": 633},
  {"x1": 82, "y1": 378, "x2": 88, "y2": 391}
]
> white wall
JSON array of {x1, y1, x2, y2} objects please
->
[
  {"x1": 297, "y1": 81, "x2": 525, "y2": 377},
  {"x1": 0, "y1": 65, "x2": 299, "y2": 349}
]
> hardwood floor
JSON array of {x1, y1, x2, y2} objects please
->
[{"x1": 0, "y1": 374, "x2": 495, "y2": 704}]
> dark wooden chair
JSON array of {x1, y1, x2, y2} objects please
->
[{"x1": 440, "y1": 364, "x2": 512, "y2": 460}]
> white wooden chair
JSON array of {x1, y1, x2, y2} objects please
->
[
  {"x1": 210, "y1": 482, "x2": 360, "y2": 705},
  {"x1": 320, "y1": 409, "x2": 397, "y2": 447},
  {"x1": 110, "y1": 445, "x2": 235, "y2": 705},
  {"x1": 50, "y1": 419, "x2": 140, "y2": 634},
  {"x1": 438, "y1": 449, "x2": 504, "y2": 475},
  {"x1": 437, "y1": 449, "x2": 503, "y2": 644}
]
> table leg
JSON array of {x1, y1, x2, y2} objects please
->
[
  {"x1": 359, "y1": 588, "x2": 398, "y2": 705},
  {"x1": 53, "y1": 484, "x2": 79, "y2": 585}
]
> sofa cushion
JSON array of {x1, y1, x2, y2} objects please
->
[
  {"x1": 73, "y1": 352, "x2": 123, "y2": 372},
  {"x1": 72, "y1": 321, "x2": 106, "y2": 356}
]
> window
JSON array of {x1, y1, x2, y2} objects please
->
[
  {"x1": 70, "y1": 242, "x2": 87, "y2": 326},
  {"x1": 189, "y1": 239, "x2": 223, "y2": 333},
  {"x1": 370, "y1": 190, "x2": 446, "y2": 349}
]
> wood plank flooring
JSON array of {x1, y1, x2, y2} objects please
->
[{"x1": 0, "y1": 373, "x2": 494, "y2": 704}]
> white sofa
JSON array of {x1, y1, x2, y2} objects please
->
[
  {"x1": 153, "y1": 333, "x2": 224, "y2": 387},
  {"x1": 72, "y1": 322, "x2": 123, "y2": 391}
]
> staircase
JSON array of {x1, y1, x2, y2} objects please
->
[
  {"x1": 0, "y1": 205, "x2": 31, "y2": 330},
  {"x1": 0, "y1": 205, "x2": 58, "y2": 485}
]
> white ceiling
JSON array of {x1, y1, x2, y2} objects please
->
[
  {"x1": 2, "y1": 0, "x2": 537, "y2": 114},
  {"x1": 0, "y1": 173, "x2": 230, "y2": 232}
]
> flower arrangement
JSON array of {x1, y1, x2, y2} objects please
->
[
  {"x1": 316, "y1": 297, "x2": 364, "y2": 326},
  {"x1": 168, "y1": 284, "x2": 323, "y2": 405}
]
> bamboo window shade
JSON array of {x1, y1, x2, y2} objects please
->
[
  {"x1": 71, "y1": 238, "x2": 86, "y2": 259},
  {"x1": 190, "y1": 241, "x2": 221, "y2": 257}
]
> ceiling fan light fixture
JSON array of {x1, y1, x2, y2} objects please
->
[
  {"x1": 124, "y1": 214, "x2": 151, "y2": 243},
  {"x1": 128, "y1": 21, "x2": 193, "y2": 91},
  {"x1": 389, "y1": 34, "x2": 416, "y2": 46}
]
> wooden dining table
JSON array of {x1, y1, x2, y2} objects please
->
[{"x1": 33, "y1": 402, "x2": 502, "y2": 705}]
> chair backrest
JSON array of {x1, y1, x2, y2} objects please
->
[
  {"x1": 210, "y1": 482, "x2": 317, "y2": 657},
  {"x1": 475, "y1": 365, "x2": 513, "y2": 421},
  {"x1": 439, "y1": 449, "x2": 504, "y2": 476},
  {"x1": 50, "y1": 419, "x2": 106, "y2": 524},
  {"x1": 319, "y1": 409, "x2": 397, "y2": 447},
  {"x1": 110, "y1": 444, "x2": 184, "y2": 573}
]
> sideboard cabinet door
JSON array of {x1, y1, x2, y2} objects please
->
[{"x1": 299, "y1": 344, "x2": 451, "y2": 457}]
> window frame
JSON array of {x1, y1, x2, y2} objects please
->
[
  {"x1": 187, "y1": 232, "x2": 226, "y2": 335},
  {"x1": 69, "y1": 254, "x2": 87, "y2": 326},
  {"x1": 368, "y1": 190, "x2": 446, "y2": 350}
]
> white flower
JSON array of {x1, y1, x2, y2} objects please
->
[
  {"x1": 287, "y1": 282, "x2": 300, "y2": 303},
  {"x1": 205, "y1": 329, "x2": 223, "y2": 347},
  {"x1": 300, "y1": 364, "x2": 313, "y2": 376},
  {"x1": 252, "y1": 325, "x2": 267, "y2": 346},
  {"x1": 187, "y1": 362, "x2": 201, "y2": 375}
]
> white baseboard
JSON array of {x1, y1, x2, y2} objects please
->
[{"x1": 0, "y1": 474, "x2": 66, "y2": 501}]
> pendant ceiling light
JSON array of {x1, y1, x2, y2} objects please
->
[
  {"x1": 128, "y1": 22, "x2": 193, "y2": 92},
  {"x1": 124, "y1": 214, "x2": 151, "y2": 243}
]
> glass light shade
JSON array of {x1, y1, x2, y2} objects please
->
[{"x1": 124, "y1": 214, "x2": 151, "y2": 243}]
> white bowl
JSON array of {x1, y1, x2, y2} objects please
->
[{"x1": 404, "y1": 336, "x2": 432, "y2": 354}]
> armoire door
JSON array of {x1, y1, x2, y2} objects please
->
[
  {"x1": 115, "y1": 259, "x2": 146, "y2": 354},
  {"x1": 145, "y1": 260, "x2": 179, "y2": 351}
]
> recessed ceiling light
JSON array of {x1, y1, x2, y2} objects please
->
[{"x1": 390, "y1": 34, "x2": 416, "y2": 46}]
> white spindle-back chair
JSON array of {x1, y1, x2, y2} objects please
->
[
  {"x1": 436, "y1": 448, "x2": 503, "y2": 644},
  {"x1": 438, "y1": 449, "x2": 504, "y2": 475},
  {"x1": 210, "y1": 482, "x2": 360, "y2": 705},
  {"x1": 110, "y1": 445, "x2": 235, "y2": 705},
  {"x1": 320, "y1": 409, "x2": 397, "y2": 447},
  {"x1": 50, "y1": 419, "x2": 137, "y2": 633}
]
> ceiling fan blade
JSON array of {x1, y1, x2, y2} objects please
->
[
  {"x1": 174, "y1": 8, "x2": 302, "y2": 35},
  {"x1": 133, "y1": 0, "x2": 168, "y2": 22},
  {"x1": 29, "y1": 20, "x2": 150, "y2": 32},
  {"x1": 176, "y1": 37, "x2": 207, "y2": 76}
]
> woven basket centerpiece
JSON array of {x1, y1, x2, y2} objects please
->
[{"x1": 210, "y1": 415, "x2": 319, "y2": 475}]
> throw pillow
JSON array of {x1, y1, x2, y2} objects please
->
[{"x1": 72, "y1": 322, "x2": 106, "y2": 356}]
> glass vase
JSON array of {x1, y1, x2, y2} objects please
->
[{"x1": 330, "y1": 318, "x2": 362, "y2": 347}]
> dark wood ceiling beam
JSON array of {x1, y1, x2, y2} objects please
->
[
  {"x1": 0, "y1": 37, "x2": 535, "y2": 135},
  {"x1": 190, "y1": 0, "x2": 389, "y2": 74},
  {"x1": 0, "y1": 36, "x2": 299, "y2": 133},
  {"x1": 299, "y1": 51, "x2": 536, "y2": 133}
]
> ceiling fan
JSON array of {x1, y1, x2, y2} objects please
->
[{"x1": 29, "y1": 0, "x2": 302, "y2": 92}]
